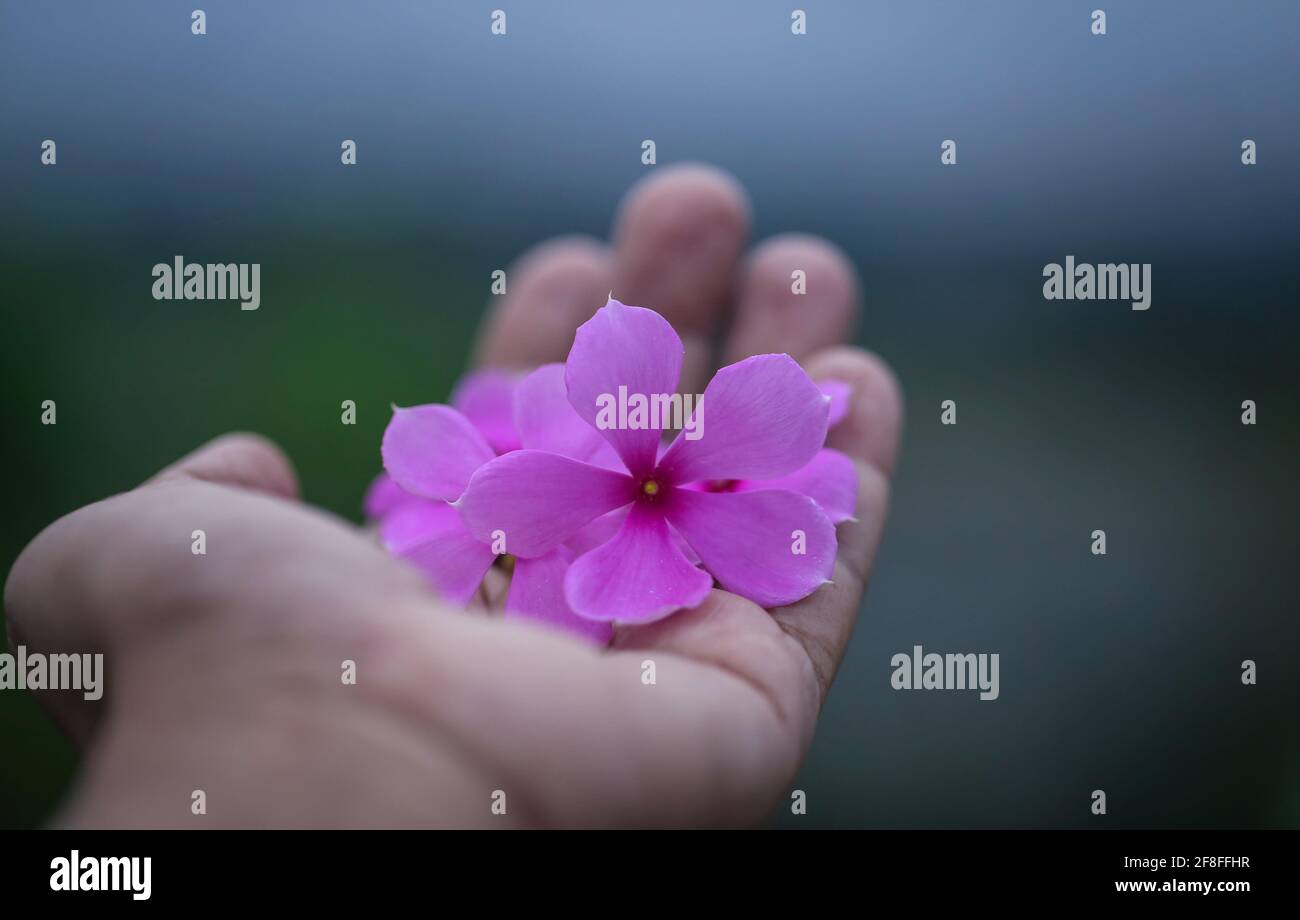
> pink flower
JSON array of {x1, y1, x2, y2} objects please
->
[
  {"x1": 691, "y1": 379, "x2": 857, "y2": 524},
  {"x1": 455, "y1": 299, "x2": 842, "y2": 624},
  {"x1": 375, "y1": 367, "x2": 612, "y2": 644},
  {"x1": 365, "y1": 368, "x2": 520, "y2": 521},
  {"x1": 449, "y1": 368, "x2": 522, "y2": 455}
]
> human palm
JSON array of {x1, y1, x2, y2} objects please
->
[{"x1": 5, "y1": 165, "x2": 901, "y2": 827}]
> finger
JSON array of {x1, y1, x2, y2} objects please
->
[
  {"x1": 723, "y1": 234, "x2": 859, "y2": 365},
  {"x1": 804, "y1": 346, "x2": 903, "y2": 476},
  {"x1": 148, "y1": 432, "x2": 299, "y2": 499},
  {"x1": 767, "y1": 347, "x2": 903, "y2": 702},
  {"x1": 7, "y1": 435, "x2": 292, "y2": 743},
  {"x1": 474, "y1": 236, "x2": 612, "y2": 370},
  {"x1": 5, "y1": 475, "x2": 431, "y2": 749},
  {"x1": 610, "y1": 164, "x2": 750, "y2": 396}
]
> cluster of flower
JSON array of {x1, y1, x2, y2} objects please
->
[{"x1": 368, "y1": 299, "x2": 856, "y2": 644}]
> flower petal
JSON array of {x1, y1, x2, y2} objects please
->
[
  {"x1": 820, "y1": 378, "x2": 851, "y2": 429},
  {"x1": 380, "y1": 501, "x2": 496, "y2": 605},
  {"x1": 514, "y1": 363, "x2": 607, "y2": 461},
  {"x1": 587, "y1": 439, "x2": 628, "y2": 472},
  {"x1": 566, "y1": 506, "x2": 629, "y2": 556},
  {"x1": 565, "y1": 503, "x2": 713, "y2": 624},
  {"x1": 363, "y1": 472, "x2": 412, "y2": 521},
  {"x1": 507, "y1": 552, "x2": 613, "y2": 645},
  {"x1": 455, "y1": 450, "x2": 634, "y2": 558},
  {"x1": 666, "y1": 487, "x2": 835, "y2": 609},
  {"x1": 737, "y1": 448, "x2": 857, "y2": 523},
  {"x1": 565, "y1": 299, "x2": 683, "y2": 477},
  {"x1": 382, "y1": 404, "x2": 496, "y2": 501},
  {"x1": 658, "y1": 353, "x2": 829, "y2": 485},
  {"x1": 452, "y1": 368, "x2": 521, "y2": 454},
  {"x1": 569, "y1": 506, "x2": 700, "y2": 564}
]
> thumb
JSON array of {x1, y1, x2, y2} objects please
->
[
  {"x1": 5, "y1": 433, "x2": 299, "y2": 746},
  {"x1": 147, "y1": 432, "x2": 299, "y2": 499}
]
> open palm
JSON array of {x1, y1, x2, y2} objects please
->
[{"x1": 5, "y1": 165, "x2": 901, "y2": 827}]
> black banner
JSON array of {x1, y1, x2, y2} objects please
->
[{"x1": 0, "y1": 831, "x2": 1278, "y2": 906}]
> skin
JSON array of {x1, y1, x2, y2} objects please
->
[{"x1": 5, "y1": 165, "x2": 903, "y2": 828}]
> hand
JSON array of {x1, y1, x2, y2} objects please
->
[{"x1": 4, "y1": 164, "x2": 902, "y2": 827}]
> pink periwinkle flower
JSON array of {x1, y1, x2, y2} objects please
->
[
  {"x1": 375, "y1": 366, "x2": 613, "y2": 644},
  {"x1": 365, "y1": 367, "x2": 520, "y2": 521},
  {"x1": 455, "y1": 299, "x2": 849, "y2": 625},
  {"x1": 690, "y1": 378, "x2": 857, "y2": 524}
]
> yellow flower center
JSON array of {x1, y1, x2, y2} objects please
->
[{"x1": 642, "y1": 479, "x2": 661, "y2": 497}]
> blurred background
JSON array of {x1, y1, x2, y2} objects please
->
[{"x1": 1, "y1": 1, "x2": 1297, "y2": 828}]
